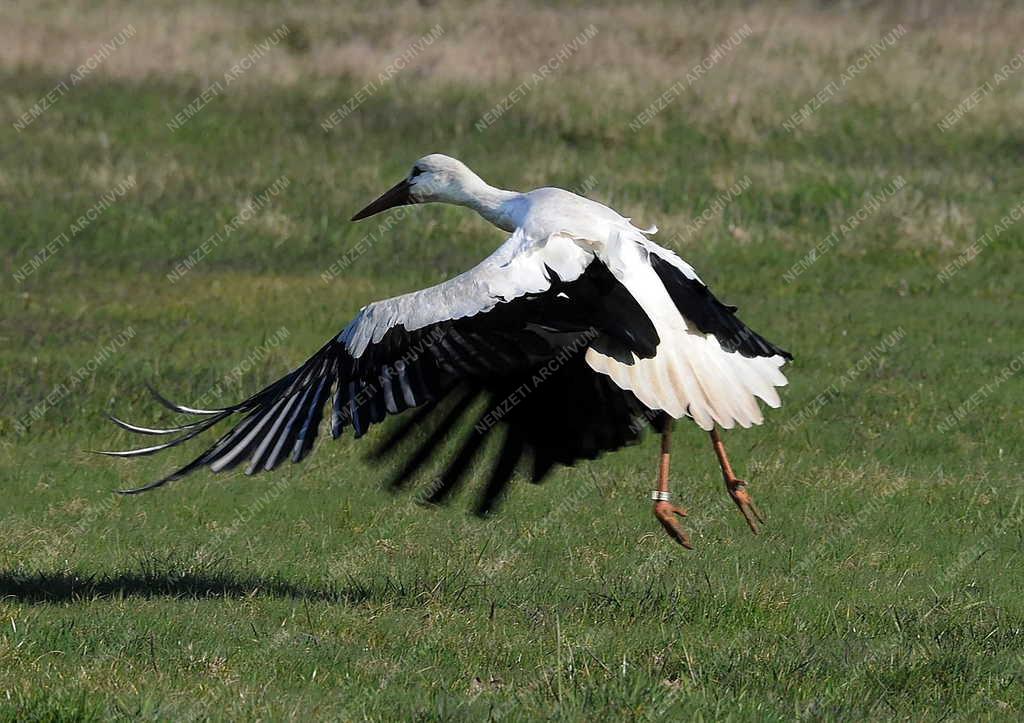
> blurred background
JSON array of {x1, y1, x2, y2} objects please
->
[{"x1": 2, "y1": 1, "x2": 1022, "y2": 720}]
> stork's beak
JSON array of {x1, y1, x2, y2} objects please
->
[{"x1": 351, "y1": 178, "x2": 415, "y2": 221}]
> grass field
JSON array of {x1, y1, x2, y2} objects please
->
[{"x1": 2, "y1": 2, "x2": 1023, "y2": 720}]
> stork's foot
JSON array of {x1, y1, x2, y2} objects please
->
[
  {"x1": 725, "y1": 478, "x2": 764, "y2": 535},
  {"x1": 653, "y1": 501, "x2": 693, "y2": 549}
]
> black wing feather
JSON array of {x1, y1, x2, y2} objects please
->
[
  {"x1": 104, "y1": 258, "x2": 664, "y2": 511},
  {"x1": 650, "y1": 254, "x2": 793, "y2": 360}
]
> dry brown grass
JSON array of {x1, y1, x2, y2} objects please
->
[
  {"x1": 6, "y1": 0, "x2": 1023, "y2": 152},
  {"x1": 4, "y1": 1, "x2": 1021, "y2": 104},
  {"x1": 2, "y1": 1, "x2": 1019, "y2": 258}
]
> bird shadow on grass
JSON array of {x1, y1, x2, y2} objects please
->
[{"x1": 0, "y1": 567, "x2": 371, "y2": 605}]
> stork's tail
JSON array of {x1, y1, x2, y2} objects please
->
[
  {"x1": 586, "y1": 336, "x2": 788, "y2": 430},
  {"x1": 584, "y1": 249, "x2": 791, "y2": 430}
]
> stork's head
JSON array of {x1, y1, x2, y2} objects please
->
[{"x1": 351, "y1": 153, "x2": 484, "y2": 221}]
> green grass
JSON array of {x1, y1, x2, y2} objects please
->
[{"x1": 3, "y1": 16, "x2": 1024, "y2": 720}]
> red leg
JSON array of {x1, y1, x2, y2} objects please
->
[
  {"x1": 652, "y1": 419, "x2": 693, "y2": 549},
  {"x1": 710, "y1": 427, "x2": 764, "y2": 535}
]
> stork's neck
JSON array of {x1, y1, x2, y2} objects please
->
[{"x1": 456, "y1": 178, "x2": 520, "y2": 232}]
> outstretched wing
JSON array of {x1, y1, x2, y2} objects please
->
[
  {"x1": 370, "y1": 351, "x2": 666, "y2": 515},
  {"x1": 102, "y1": 230, "x2": 661, "y2": 503}
]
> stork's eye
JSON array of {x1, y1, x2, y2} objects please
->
[{"x1": 410, "y1": 166, "x2": 423, "y2": 177}]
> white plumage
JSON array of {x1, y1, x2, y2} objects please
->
[
  {"x1": 104, "y1": 152, "x2": 791, "y2": 531},
  {"x1": 343, "y1": 155, "x2": 789, "y2": 430}
]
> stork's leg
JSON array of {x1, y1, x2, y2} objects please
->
[
  {"x1": 652, "y1": 419, "x2": 693, "y2": 549},
  {"x1": 709, "y1": 427, "x2": 764, "y2": 535}
]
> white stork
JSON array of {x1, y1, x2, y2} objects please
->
[{"x1": 102, "y1": 154, "x2": 791, "y2": 548}]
